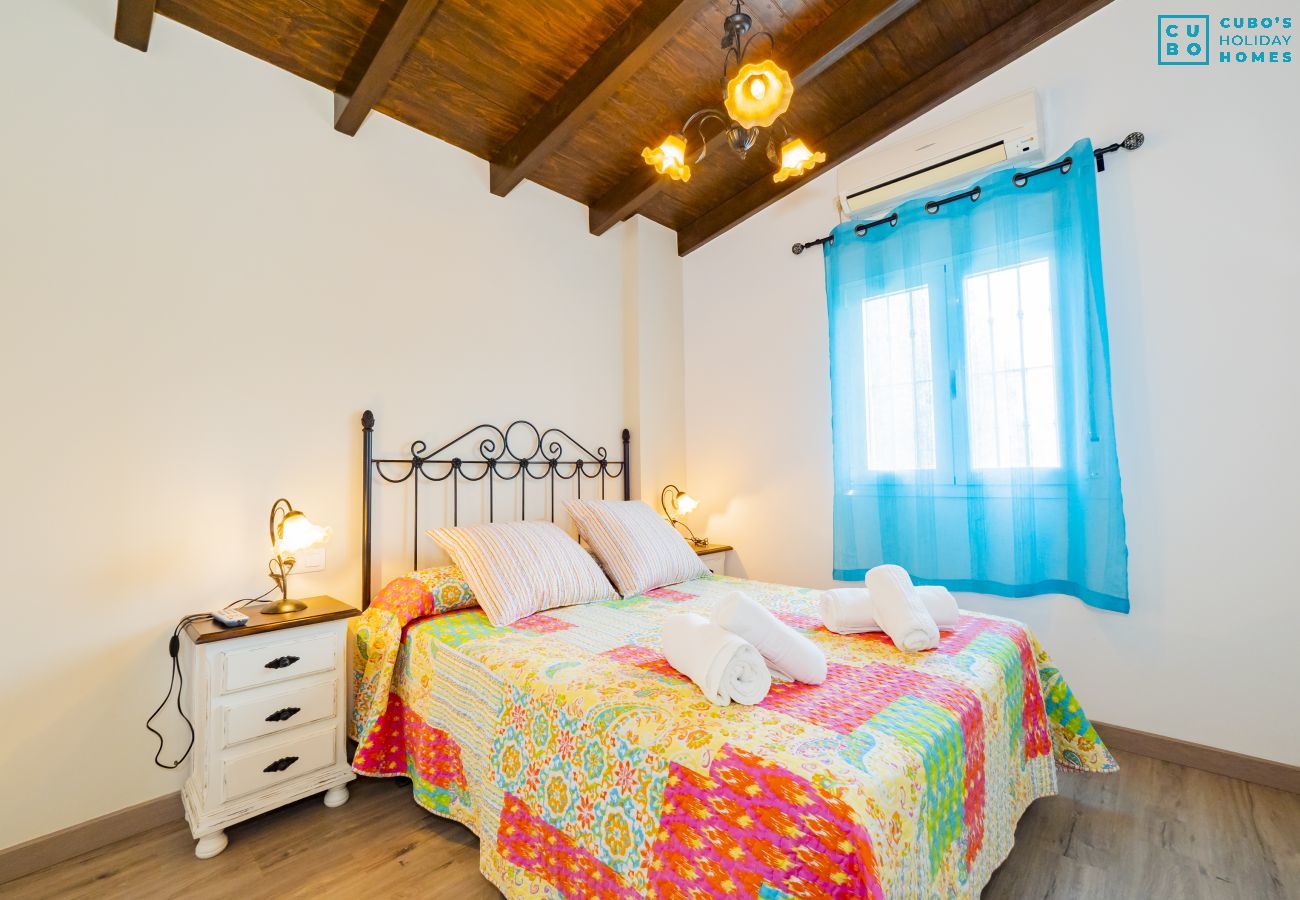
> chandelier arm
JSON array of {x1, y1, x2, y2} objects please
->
[
  {"x1": 740, "y1": 30, "x2": 775, "y2": 64},
  {"x1": 682, "y1": 108, "x2": 728, "y2": 154}
]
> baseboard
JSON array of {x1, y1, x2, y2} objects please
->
[
  {"x1": 0, "y1": 792, "x2": 182, "y2": 886},
  {"x1": 1093, "y1": 721, "x2": 1300, "y2": 795}
]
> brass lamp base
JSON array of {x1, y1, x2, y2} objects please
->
[{"x1": 262, "y1": 598, "x2": 308, "y2": 615}]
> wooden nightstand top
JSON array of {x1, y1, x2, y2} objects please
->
[
  {"x1": 692, "y1": 542, "x2": 733, "y2": 555},
  {"x1": 184, "y1": 595, "x2": 359, "y2": 644}
]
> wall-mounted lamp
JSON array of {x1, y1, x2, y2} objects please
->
[
  {"x1": 266, "y1": 498, "x2": 331, "y2": 614},
  {"x1": 660, "y1": 484, "x2": 708, "y2": 547}
]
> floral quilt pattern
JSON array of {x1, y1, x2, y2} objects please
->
[{"x1": 351, "y1": 574, "x2": 1115, "y2": 898}]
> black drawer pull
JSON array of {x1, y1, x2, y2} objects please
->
[
  {"x1": 263, "y1": 756, "x2": 299, "y2": 773},
  {"x1": 264, "y1": 655, "x2": 300, "y2": 669},
  {"x1": 265, "y1": 707, "x2": 301, "y2": 723}
]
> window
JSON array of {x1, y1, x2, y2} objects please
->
[
  {"x1": 861, "y1": 287, "x2": 936, "y2": 471},
  {"x1": 963, "y1": 259, "x2": 1061, "y2": 469}
]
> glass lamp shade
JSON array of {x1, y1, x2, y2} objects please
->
[
  {"x1": 674, "y1": 492, "x2": 699, "y2": 515},
  {"x1": 642, "y1": 134, "x2": 692, "y2": 182},
  {"x1": 724, "y1": 60, "x2": 794, "y2": 129},
  {"x1": 773, "y1": 136, "x2": 826, "y2": 183},
  {"x1": 276, "y1": 510, "x2": 331, "y2": 556}
]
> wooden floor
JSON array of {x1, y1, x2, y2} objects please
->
[{"x1": 5, "y1": 749, "x2": 1298, "y2": 899}]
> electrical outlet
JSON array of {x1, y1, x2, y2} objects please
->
[{"x1": 294, "y1": 547, "x2": 326, "y2": 574}]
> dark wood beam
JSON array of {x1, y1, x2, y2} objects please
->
[
  {"x1": 587, "y1": 0, "x2": 920, "y2": 237},
  {"x1": 675, "y1": 0, "x2": 1116, "y2": 255},
  {"x1": 114, "y1": 0, "x2": 156, "y2": 52},
  {"x1": 488, "y1": 0, "x2": 709, "y2": 198},
  {"x1": 334, "y1": 0, "x2": 444, "y2": 137}
]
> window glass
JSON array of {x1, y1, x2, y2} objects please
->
[
  {"x1": 963, "y1": 258, "x2": 1061, "y2": 469},
  {"x1": 861, "y1": 287, "x2": 936, "y2": 471}
]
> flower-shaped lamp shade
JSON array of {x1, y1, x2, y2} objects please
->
[
  {"x1": 642, "y1": 134, "x2": 692, "y2": 182},
  {"x1": 773, "y1": 136, "x2": 826, "y2": 183},
  {"x1": 673, "y1": 492, "x2": 699, "y2": 516},
  {"x1": 276, "y1": 510, "x2": 331, "y2": 557},
  {"x1": 725, "y1": 60, "x2": 794, "y2": 129}
]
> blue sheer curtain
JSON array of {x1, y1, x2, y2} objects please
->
[{"x1": 825, "y1": 139, "x2": 1129, "y2": 612}]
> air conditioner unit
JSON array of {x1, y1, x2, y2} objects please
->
[{"x1": 837, "y1": 91, "x2": 1044, "y2": 218}]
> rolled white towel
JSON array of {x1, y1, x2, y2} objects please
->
[
  {"x1": 819, "y1": 586, "x2": 961, "y2": 634},
  {"x1": 916, "y1": 586, "x2": 960, "y2": 630},
  {"x1": 865, "y1": 565, "x2": 939, "y2": 652},
  {"x1": 661, "y1": 613, "x2": 771, "y2": 705},
  {"x1": 711, "y1": 591, "x2": 826, "y2": 685},
  {"x1": 819, "y1": 588, "x2": 875, "y2": 634}
]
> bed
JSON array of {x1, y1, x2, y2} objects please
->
[{"x1": 349, "y1": 412, "x2": 1115, "y2": 898}]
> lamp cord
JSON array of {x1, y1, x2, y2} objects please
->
[{"x1": 145, "y1": 585, "x2": 277, "y2": 769}]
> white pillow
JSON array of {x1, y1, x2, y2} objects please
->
[
  {"x1": 427, "y1": 521, "x2": 617, "y2": 626},
  {"x1": 565, "y1": 499, "x2": 710, "y2": 598}
]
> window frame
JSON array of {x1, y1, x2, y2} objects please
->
[{"x1": 849, "y1": 234, "x2": 1070, "y2": 490}]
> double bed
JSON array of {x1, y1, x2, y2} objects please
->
[{"x1": 349, "y1": 413, "x2": 1114, "y2": 898}]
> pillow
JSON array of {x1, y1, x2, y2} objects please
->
[
  {"x1": 370, "y1": 565, "x2": 478, "y2": 620},
  {"x1": 427, "y1": 521, "x2": 617, "y2": 626},
  {"x1": 565, "y1": 499, "x2": 710, "y2": 597}
]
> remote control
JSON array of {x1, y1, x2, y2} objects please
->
[{"x1": 211, "y1": 608, "x2": 250, "y2": 627}]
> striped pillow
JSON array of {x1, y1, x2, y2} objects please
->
[
  {"x1": 565, "y1": 500, "x2": 710, "y2": 598},
  {"x1": 427, "y1": 521, "x2": 617, "y2": 626}
]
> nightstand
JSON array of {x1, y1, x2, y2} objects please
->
[
  {"x1": 694, "y1": 542, "x2": 733, "y2": 575},
  {"x1": 180, "y1": 596, "x2": 359, "y2": 859}
]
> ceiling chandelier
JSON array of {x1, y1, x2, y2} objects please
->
[{"x1": 642, "y1": 0, "x2": 825, "y2": 185}]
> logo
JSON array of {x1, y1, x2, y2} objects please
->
[
  {"x1": 1158, "y1": 15, "x2": 1210, "y2": 64},
  {"x1": 1158, "y1": 14, "x2": 1293, "y2": 65}
]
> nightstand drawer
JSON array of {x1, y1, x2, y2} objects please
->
[
  {"x1": 222, "y1": 680, "x2": 336, "y2": 748},
  {"x1": 222, "y1": 725, "x2": 336, "y2": 802},
  {"x1": 699, "y1": 550, "x2": 727, "y2": 575},
  {"x1": 219, "y1": 635, "x2": 335, "y2": 694}
]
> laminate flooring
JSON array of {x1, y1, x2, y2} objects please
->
[{"x1": 5, "y1": 749, "x2": 1297, "y2": 899}]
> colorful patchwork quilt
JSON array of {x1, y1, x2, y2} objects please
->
[{"x1": 351, "y1": 574, "x2": 1115, "y2": 899}]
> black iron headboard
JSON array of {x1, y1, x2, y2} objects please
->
[{"x1": 360, "y1": 410, "x2": 631, "y2": 609}]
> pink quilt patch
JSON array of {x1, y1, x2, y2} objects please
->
[
  {"x1": 498, "y1": 792, "x2": 637, "y2": 898},
  {"x1": 773, "y1": 609, "x2": 824, "y2": 630},
  {"x1": 644, "y1": 587, "x2": 696, "y2": 601},
  {"x1": 649, "y1": 743, "x2": 883, "y2": 899},
  {"x1": 603, "y1": 644, "x2": 689, "y2": 681},
  {"x1": 511, "y1": 613, "x2": 574, "y2": 634},
  {"x1": 353, "y1": 692, "x2": 466, "y2": 789}
]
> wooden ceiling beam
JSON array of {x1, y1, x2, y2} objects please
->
[
  {"x1": 675, "y1": 0, "x2": 1116, "y2": 255},
  {"x1": 488, "y1": 0, "x2": 710, "y2": 198},
  {"x1": 334, "y1": 0, "x2": 444, "y2": 137},
  {"x1": 114, "y1": 0, "x2": 156, "y2": 52},
  {"x1": 587, "y1": 0, "x2": 920, "y2": 237}
]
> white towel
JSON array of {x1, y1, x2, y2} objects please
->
[
  {"x1": 661, "y1": 613, "x2": 771, "y2": 706},
  {"x1": 865, "y1": 565, "x2": 940, "y2": 652},
  {"x1": 819, "y1": 586, "x2": 961, "y2": 634},
  {"x1": 711, "y1": 591, "x2": 826, "y2": 685}
]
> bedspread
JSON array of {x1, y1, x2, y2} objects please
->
[{"x1": 351, "y1": 574, "x2": 1114, "y2": 899}]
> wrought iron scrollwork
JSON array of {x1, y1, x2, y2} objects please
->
[{"x1": 361, "y1": 411, "x2": 631, "y2": 606}]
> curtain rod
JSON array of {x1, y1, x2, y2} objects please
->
[{"x1": 791, "y1": 132, "x2": 1145, "y2": 256}]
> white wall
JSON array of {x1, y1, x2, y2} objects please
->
[
  {"x1": 623, "y1": 218, "x2": 688, "y2": 504},
  {"x1": 684, "y1": 0, "x2": 1300, "y2": 765},
  {"x1": 0, "y1": 1, "x2": 683, "y2": 850}
]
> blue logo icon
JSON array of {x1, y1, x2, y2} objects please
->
[{"x1": 1159, "y1": 15, "x2": 1211, "y2": 64}]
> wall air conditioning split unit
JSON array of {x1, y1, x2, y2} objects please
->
[{"x1": 837, "y1": 91, "x2": 1044, "y2": 218}]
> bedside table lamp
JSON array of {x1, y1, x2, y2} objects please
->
[
  {"x1": 660, "y1": 484, "x2": 708, "y2": 547},
  {"x1": 266, "y1": 498, "x2": 331, "y2": 615}
]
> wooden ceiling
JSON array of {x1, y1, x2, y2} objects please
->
[{"x1": 115, "y1": 0, "x2": 1114, "y2": 254}]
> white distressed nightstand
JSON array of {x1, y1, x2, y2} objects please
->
[
  {"x1": 180, "y1": 596, "x2": 359, "y2": 859},
  {"x1": 694, "y1": 542, "x2": 733, "y2": 575}
]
